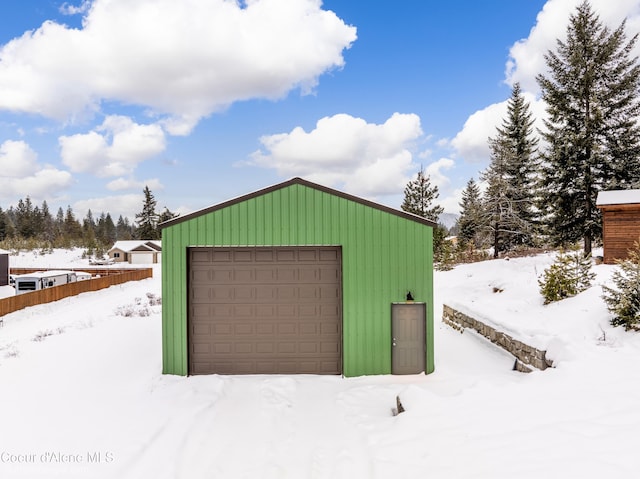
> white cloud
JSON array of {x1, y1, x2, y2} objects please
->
[
  {"x1": 59, "y1": 115, "x2": 166, "y2": 177},
  {"x1": 451, "y1": 93, "x2": 547, "y2": 164},
  {"x1": 439, "y1": 187, "x2": 465, "y2": 215},
  {"x1": 106, "y1": 177, "x2": 164, "y2": 192},
  {"x1": 425, "y1": 158, "x2": 455, "y2": 190},
  {"x1": 0, "y1": 140, "x2": 39, "y2": 177},
  {"x1": 450, "y1": 102, "x2": 510, "y2": 164},
  {"x1": 0, "y1": 140, "x2": 73, "y2": 200},
  {"x1": 73, "y1": 193, "x2": 142, "y2": 221},
  {"x1": 250, "y1": 112, "x2": 423, "y2": 197},
  {"x1": 506, "y1": 0, "x2": 640, "y2": 93},
  {"x1": 60, "y1": 1, "x2": 91, "y2": 15},
  {"x1": 0, "y1": 0, "x2": 357, "y2": 133}
]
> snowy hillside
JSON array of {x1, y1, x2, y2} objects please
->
[{"x1": 1, "y1": 249, "x2": 639, "y2": 478}]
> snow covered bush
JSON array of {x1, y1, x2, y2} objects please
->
[
  {"x1": 115, "y1": 293, "x2": 161, "y2": 317},
  {"x1": 538, "y1": 249, "x2": 595, "y2": 304},
  {"x1": 146, "y1": 292, "x2": 162, "y2": 306},
  {"x1": 602, "y1": 241, "x2": 640, "y2": 331}
]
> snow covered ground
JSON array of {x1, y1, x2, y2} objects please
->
[{"x1": 1, "y1": 248, "x2": 639, "y2": 478}]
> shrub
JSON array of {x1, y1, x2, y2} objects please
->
[
  {"x1": 602, "y1": 241, "x2": 640, "y2": 331},
  {"x1": 539, "y1": 248, "x2": 595, "y2": 304}
]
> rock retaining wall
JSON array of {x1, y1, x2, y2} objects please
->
[{"x1": 442, "y1": 304, "x2": 553, "y2": 372}]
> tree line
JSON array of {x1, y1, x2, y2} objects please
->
[
  {"x1": 0, "y1": 186, "x2": 176, "y2": 255},
  {"x1": 403, "y1": 1, "x2": 640, "y2": 262}
]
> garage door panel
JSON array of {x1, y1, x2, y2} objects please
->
[
  {"x1": 300, "y1": 323, "x2": 318, "y2": 335},
  {"x1": 275, "y1": 304, "x2": 296, "y2": 317},
  {"x1": 188, "y1": 246, "x2": 342, "y2": 375},
  {"x1": 319, "y1": 249, "x2": 339, "y2": 261},
  {"x1": 256, "y1": 305, "x2": 276, "y2": 318},
  {"x1": 233, "y1": 304, "x2": 253, "y2": 317},
  {"x1": 276, "y1": 267, "x2": 297, "y2": 281},
  {"x1": 193, "y1": 324, "x2": 211, "y2": 336},
  {"x1": 256, "y1": 287, "x2": 276, "y2": 301},
  {"x1": 213, "y1": 324, "x2": 232, "y2": 335},
  {"x1": 299, "y1": 305, "x2": 318, "y2": 317},
  {"x1": 276, "y1": 250, "x2": 296, "y2": 261},
  {"x1": 255, "y1": 250, "x2": 274, "y2": 262},
  {"x1": 234, "y1": 323, "x2": 253, "y2": 335},
  {"x1": 212, "y1": 250, "x2": 231, "y2": 262},
  {"x1": 256, "y1": 323, "x2": 275, "y2": 335},
  {"x1": 192, "y1": 342, "x2": 212, "y2": 354},
  {"x1": 192, "y1": 250, "x2": 212, "y2": 262},
  {"x1": 255, "y1": 269, "x2": 275, "y2": 282}
]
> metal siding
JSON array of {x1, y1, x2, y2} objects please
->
[{"x1": 162, "y1": 183, "x2": 434, "y2": 377}]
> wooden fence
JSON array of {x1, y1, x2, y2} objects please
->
[
  {"x1": 0, "y1": 269, "x2": 153, "y2": 318},
  {"x1": 10, "y1": 267, "x2": 148, "y2": 277}
]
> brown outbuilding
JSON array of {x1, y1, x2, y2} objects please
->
[
  {"x1": 0, "y1": 249, "x2": 8, "y2": 287},
  {"x1": 596, "y1": 189, "x2": 640, "y2": 264}
]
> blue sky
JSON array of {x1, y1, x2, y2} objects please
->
[{"x1": 0, "y1": 0, "x2": 638, "y2": 221}]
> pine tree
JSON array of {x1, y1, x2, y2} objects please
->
[
  {"x1": 602, "y1": 240, "x2": 640, "y2": 330},
  {"x1": 158, "y1": 207, "x2": 178, "y2": 225},
  {"x1": 0, "y1": 207, "x2": 7, "y2": 241},
  {"x1": 54, "y1": 207, "x2": 65, "y2": 242},
  {"x1": 39, "y1": 201, "x2": 55, "y2": 243},
  {"x1": 401, "y1": 167, "x2": 444, "y2": 223},
  {"x1": 457, "y1": 178, "x2": 484, "y2": 249},
  {"x1": 481, "y1": 142, "x2": 516, "y2": 258},
  {"x1": 537, "y1": 1, "x2": 640, "y2": 254},
  {"x1": 15, "y1": 197, "x2": 37, "y2": 238},
  {"x1": 135, "y1": 186, "x2": 160, "y2": 240},
  {"x1": 103, "y1": 213, "x2": 117, "y2": 244},
  {"x1": 63, "y1": 205, "x2": 83, "y2": 244},
  {"x1": 483, "y1": 83, "x2": 539, "y2": 257},
  {"x1": 538, "y1": 248, "x2": 596, "y2": 304},
  {"x1": 116, "y1": 215, "x2": 134, "y2": 240},
  {"x1": 82, "y1": 210, "x2": 97, "y2": 249}
]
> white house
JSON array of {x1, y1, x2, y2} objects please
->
[{"x1": 107, "y1": 240, "x2": 161, "y2": 264}]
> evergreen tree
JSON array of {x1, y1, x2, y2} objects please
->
[
  {"x1": 82, "y1": 210, "x2": 97, "y2": 248},
  {"x1": 54, "y1": 207, "x2": 65, "y2": 241},
  {"x1": 103, "y1": 213, "x2": 117, "y2": 244},
  {"x1": 39, "y1": 200, "x2": 55, "y2": 243},
  {"x1": 116, "y1": 215, "x2": 134, "y2": 240},
  {"x1": 14, "y1": 197, "x2": 36, "y2": 238},
  {"x1": 158, "y1": 206, "x2": 178, "y2": 225},
  {"x1": 481, "y1": 142, "x2": 521, "y2": 258},
  {"x1": 457, "y1": 178, "x2": 484, "y2": 249},
  {"x1": 401, "y1": 167, "x2": 444, "y2": 223},
  {"x1": 64, "y1": 205, "x2": 83, "y2": 243},
  {"x1": 401, "y1": 167, "x2": 446, "y2": 262},
  {"x1": 0, "y1": 207, "x2": 7, "y2": 241},
  {"x1": 538, "y1": 248, "x2": 595, "y2": 304},
  {"x1": 135, "y1": 186, "x2": 160, "y2": 240},
  {"x1": 602, "y1": 240, "x2": 640, "y2": 330},
  {"x1": 537, "y1": 1, "x2": 640, "y2": 254},
  {"x1": 483, "y1": 83, "x2": 539, "y2": 257}
]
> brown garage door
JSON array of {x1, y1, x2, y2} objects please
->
[{"x1": 188, "y1": 246, "x2": 342, "y2": 375}]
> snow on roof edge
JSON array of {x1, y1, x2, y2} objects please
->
[{"x1": 596, "y1": 189, "x2": 640, "y2": 206}]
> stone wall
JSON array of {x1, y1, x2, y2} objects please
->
[{"x1": 442, "y1": 304, "x2": 553, "y2": 372}]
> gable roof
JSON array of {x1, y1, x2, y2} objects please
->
[
  {"x1": 108, "y1": 240, "x2": 162, "y2": 253},
  {"x1": 596, "y1": 189, "x2": 640, "y2": 207},
  {"x1": 160, "y1": 177, "x2": 437, "y2": 229}
]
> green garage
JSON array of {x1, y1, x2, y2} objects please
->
[{"x1": 161, "y1": 177, "x2": 435, "y2": 377}]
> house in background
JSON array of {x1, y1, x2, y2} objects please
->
[
  {"x1": 107, "y1": 240, "x2": 161, "y2": 264},
  {"x1": 0, "y1": 249, "x2": 9, "y2": 286},
  {"x1": 160, "y1": 177, "x2": 436, "y2": 378},
  {"x1": 596, "y1": 189, "x2": 640, "y2": 264}
]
